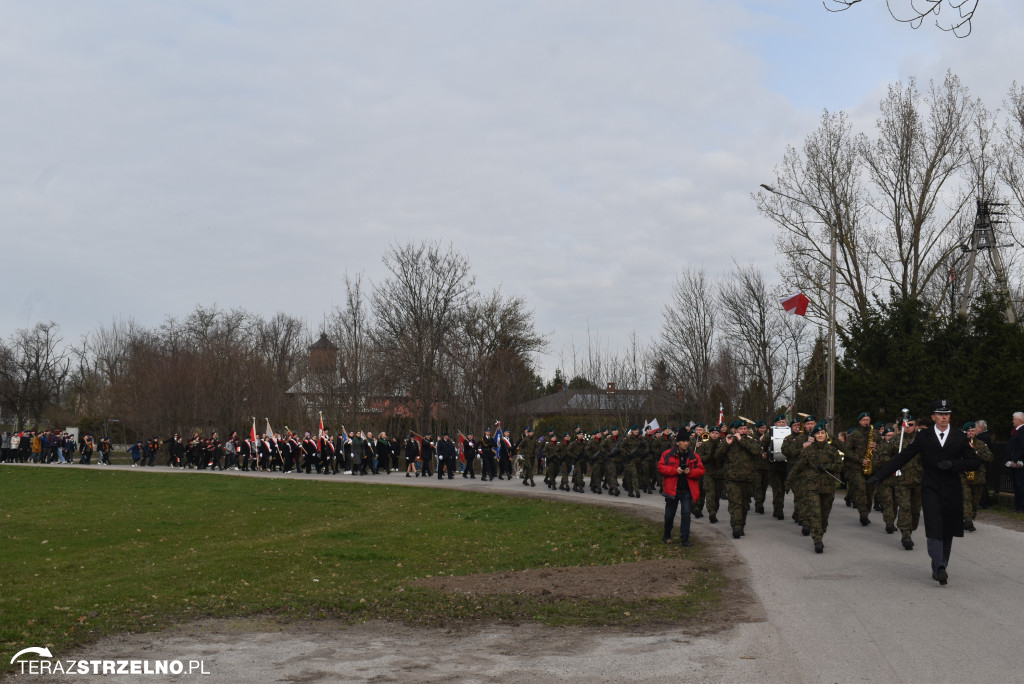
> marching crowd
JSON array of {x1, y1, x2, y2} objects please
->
[{"x1": 6, "y1": 403, "x2": 1024, "y2": 585}]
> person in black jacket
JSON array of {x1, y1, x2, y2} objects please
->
[
  {"x1": 1006, "y1": 412, "x2": 1024, "y2": 512},
  {"x1": 437, "y1": 433, "x2": 457, "y2": 479},
  {"x1": 420, "y1": 433, "x2": 435, "y2": 477},
  {"x1": 462, "y1": 433, "x2": 480, "y2": 478},
  {"x1": 866, "y1": 400, "x2": 981, "y2": 585}
]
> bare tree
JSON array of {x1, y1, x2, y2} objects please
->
[
  {"x1": 658, "y1": 267, "x2": 718, "y2": 420},
  {"x1": 0, "y1": 322, "x2": 72, "y2": 429},
  {"x1": 862, "y1": 74, "x2": 977, "y2": 308},
  {"x1": 445, "y1": 288, "x2": 547, "y2": 430},
  {"x1": 824, "y1": 0, "x2": 979, "y2": 37},
  {"x1": 371, "y1": 241, "x2": 475, "y2": 434},
  {"x1": 717, "y1": 263, "x2": 809, "y2": 416},
  {"x1": 323, "y1": 272, "x2": 376, "y2": 430},
  {"x1": 758, "y1": 109, "x2": 875, "y2": 331}
]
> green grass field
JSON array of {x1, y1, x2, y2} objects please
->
[{"x1": 0, "y1": 468, "x2": 720, "y2": 669}]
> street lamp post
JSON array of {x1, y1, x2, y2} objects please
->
[{"x1": 760, "y1": 184, "x2": 837, "y2": 433}]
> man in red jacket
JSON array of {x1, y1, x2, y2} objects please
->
[{"x1": 658, "y1": 427, "x2": 706, "y2": 547}]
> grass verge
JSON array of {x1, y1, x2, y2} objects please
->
[{"x1": 0, "y1": 468, "x2": 721, "y2": 669}]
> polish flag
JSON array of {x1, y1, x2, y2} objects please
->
[{"x1": 781, "y1": 292, "x2": 810, "y2": 316}]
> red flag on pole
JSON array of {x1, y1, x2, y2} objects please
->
[
  {"x1": 781, "y1": 292, "x2": 810, "y2": 316},
  {"x1": 250, "y1": 417, "x2": 257, "y2": 443},
  {"x1": 457, "y1": 431, "x2": 467, "y2": 464}
]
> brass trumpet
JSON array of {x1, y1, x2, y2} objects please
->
[
  {"x1": 967, "y1": 438, "x2": 976, "y2": 482},
  {"x1": 863, "y1": 425, "x2": 875, "y2": 476}
]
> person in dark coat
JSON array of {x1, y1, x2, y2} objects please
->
[
  {"x1": 1006, "y1": 412, "x2": 1024, "y2": 512},
  {"x1": 866, "y1": 399, "x2": 981, "y2": 585}
]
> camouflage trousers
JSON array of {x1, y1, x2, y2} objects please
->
[
  {"x1": 843, "y1": 465, "x2": 871, "y2": 517},
  {"x1": 604, "y1": 461, "x2": 621, "y2": 491},
  {"x1": 789, "y1": 478, "x2": 806, "y2": 524},
  {"x1": 874, "y1": 478, "x2": 897, "y2": 526},
  {"x1": 704, "y1": 475, "x2": 726, "y2": 515},
  {"x1": 895, "y1": 483, "x2": 922, "y2": 537},
  {"x1": 797, "y1": 490, "x2": 834, "y2": 543},
  {"x1": 725, "y1": 480, "x2": 753, "y2": 532},
  {"x1": 962, "y1": 480, "x2": 985, "y2": 521},
  {"x1": 572, "y1": 457, "x2": 588, "y2": 489},
  {"x1": 590, "y1": 460, "x2": 605, "y2": 491},
  {"x1": 622, "y1": 459, "x2": 639, "y2": 494},
  {"x1": 693, "y1": 475, "x2": 707, "y2": 513},
  {"x1": 559, "y1": 461, "x2": 571, "y2": 488},
  {"x1": 520, "y1": 456, "x2": 535, "y2": 484},
  {"x1": 544, "y1": 460, "x2": 559, "y2": 486},
  {"x1": 755, "y1": 470, "x2": 786, "y2": 514}
]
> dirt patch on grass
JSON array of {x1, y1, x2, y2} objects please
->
[
  {"x1": 412, "y1": 557, "x2": 697, "y2": 600},
  {"x1": 977, "y1": 509, "x2": 1024, "y2": 533}
]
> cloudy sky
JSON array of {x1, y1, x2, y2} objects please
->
[{"x1": 2, "y1": 0, "x2": 1019, "y2": 378}]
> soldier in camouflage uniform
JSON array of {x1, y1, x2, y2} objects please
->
[
  {"x1": 543, "y1": 433, "x2": 562, "y2": 489},
  {"x1": 757, "y1": 414, "x2": 789, "y2": 520},
  {"x1": 603, "y1": 427, "x2": 623, "y2": 496},
  {"x1": 620, "y1": 426, "x2": 644, "y2": 498},
  {"x1": 788, "y1": 421, "x2": 843, "y2": 553},
  {"x1": 697, "y1": 425, "x2": 724, "y2": 523},
  {"x1": 961, "y1": 421, "x2": 993, "y2": 531},
  {"x1": 721, "y1": 419, "x2": 763, "y2": 538},
  {"x1": 893, "y1": 418, "x2": 922, "y2": 549},
  {"x1": 751, "y1": 420, "x2": 770, "y2": 514},
  {"x1": 871, "y1": 425, "x2": 900, "y2": 533},
  {"x1": 844, "y1": 411, "x2": 876, "y2": 526},
  {"x1": 570, "y1": 431, "x2": 588, "y2": 493},
  {"x1": 588, "y1": 431, "x2": 605, "y2": 493},
  {"x1": 783, "y1": 416, "x2": 815, "y2": 530},
  {"x1": 519, "y1": 427, "x2": 538, "y2": 487}
]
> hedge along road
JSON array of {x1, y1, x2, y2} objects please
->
[{"x1": 10, "y1": 463, "x2": 1024, "y2": 683}]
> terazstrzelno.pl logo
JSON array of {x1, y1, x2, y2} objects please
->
[{"x1": 10, "y1": 647, "x2": 211, "y2": 676}]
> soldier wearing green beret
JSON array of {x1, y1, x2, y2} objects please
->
[
  {"x1": 696, "y1": 424, "x2": 724, "y2": 522},
  {"x1": 845, "y1": 411, "x2": 876, "y2": 526},
  {"x1": 961, "y1": 421, "x2": 992, "y2": 531},
  {"x1": 721, "y1": 419, "x2": 763, "y2": 538},
  {"x1": 788, "y1": 421, "x2": 843, "y2": 553}
]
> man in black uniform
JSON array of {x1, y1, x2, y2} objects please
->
[
  {"x1": 437, "y1": 433, "x2": 457, "y2": 479},
  {"x1": 462, "y1": 432, "x2": 480, "y2": 478},
  {"x1": 866, "y1": 400, "x2": 981, "y2": 585},
  {"x1": 480, "y1": 428, "x2": 497, "y2": 481}
]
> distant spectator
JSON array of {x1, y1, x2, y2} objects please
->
[
  {"x1": 129, "y1": 441, "x2": 143, "y2": 467},
  {"x1": 1006, "y1": 412, "x2": 1024, "y2": 513}
]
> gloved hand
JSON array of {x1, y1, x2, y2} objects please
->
[
  {"x1": 1006, "y1": 461, "x2": 1014, "y2": 468},
  {"x1": 937, "y1": 460, "x2": 953, "y2": 470},
  {"x1": 1018, "y1": 461, "x2": 1024, "y2": 467},
  {"x1": 864, "y1": 476, "x2": 880, "y2": 486}
]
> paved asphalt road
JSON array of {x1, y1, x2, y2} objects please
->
[{"x1": 10, "y1": 463, "x2": 1024, "y2": 682}]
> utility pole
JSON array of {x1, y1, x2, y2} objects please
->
[{"x1": 957, "y1": 199, "x2": 1017, "y2": 323}]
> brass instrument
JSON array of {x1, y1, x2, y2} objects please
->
[
  {"x1": 701, "y1": 432, "x2": 711, "y2": 442},
  {"x1": 966, "y1": 438, "x2": 976, "y2": 482},
  {"x1": 863, "y1": 425, "x2": 875, "y2": 476}
]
